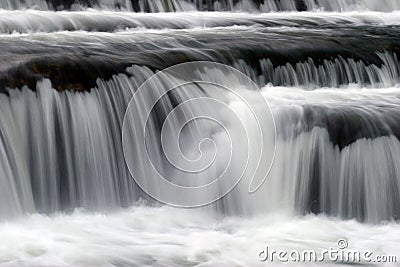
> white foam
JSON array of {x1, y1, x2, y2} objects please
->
[{"x1": 0, "y1": 206, "x2": 399, "y2": 266}]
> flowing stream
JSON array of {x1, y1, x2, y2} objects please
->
[{"x1": 0, "y1": 0, "x2": 400, "y2": 266}]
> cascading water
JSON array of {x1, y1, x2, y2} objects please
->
[
  {"x1": 1, "y1": 0, "x2": 400, "y2": 11},
  {"x1": 0, "y1": 0, "x2": 400, "y2": 266}
]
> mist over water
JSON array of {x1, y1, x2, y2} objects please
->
[
  {"x1": 1, "y1": 206, "x2": 400, "y2": 266},
  {"x1": 0, "y1": 0, "x2": 400, "y2": 266}
]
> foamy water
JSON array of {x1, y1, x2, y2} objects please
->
[
  {"x1": 0, "y1": 1, "x2": 399, "y2": 265},
  {"x1": 0, "y1": 206, "x2": 399, "y2": 267}
]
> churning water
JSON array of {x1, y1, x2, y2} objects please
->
[{"x1": 0, "y1": 0, "x2": 400, "y2": 266}]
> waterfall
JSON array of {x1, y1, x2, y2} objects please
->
[
  {"x1": 0, "y1": 59, "x2": 399, "y2": 222},
  {"x1": 1, "y1": 11, "x2": 400, "y2": 93},
  {"x1": 0, "y1": 78, "x2": 134, "y2": 218},
  {"x1": 0, "y1": 0, "x2": 399, "y2": 223},
  {"x1": 235, "y1": 52, "x2": 400, "y2": 88},
  {"x1": 1, "y1": 0, "x2": 400, "y2": 12},
  {"x1": 263, "y1": 87, "x2": 400, "y2": 223},
  {"x1": 1, "y1": 0, "x2": 400, "y2": 265},
  {"x1": 2, "y1": 11, "x2": 400, "y2": 34},
  {"x1": 0, "y1": 7, "x2": 400, "y2": 223}
]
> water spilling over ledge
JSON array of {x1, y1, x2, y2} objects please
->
[
  {"x1": 1, "y1": 17, "x2": 400, "y2": 92},
  {"x1": 0, "y1": 2, "x2": 400, "y2": 266},
  {"x1": 1, "y1": 64, "x2": 400, "y2": 223},
  {"x1": 1, "y1": 0, "x2": 400, "y2": 12}
]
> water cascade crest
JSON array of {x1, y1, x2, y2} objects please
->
[
  {"x1": 1, "y1": 0, "x2": 400, "y2": 12},
  {"x1": 2, "y1": 0, "x2": 400, "y2": 264},
  {"x1": 0, "y1": 0, "x2": 399, "y2": 225}
]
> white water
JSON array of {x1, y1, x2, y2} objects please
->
[
  {"x1": 1, "y1": 68, "x2": 400, "y2": 220},
  {"x1": 0, "y1": 2, "x2": 399, "y2": 266},
  {"x1": 262, "y1": 86, "x2": 400, "y2": 222},
  {"x1": 0, "y1": 62, "x2": 399, "y2": 265},
  {"x1": 236, "y1": 52, "x2": 400, "y2": 88},
  {"x1": 1, "y1": 0, "x2": 400, "y2": 12},
  {"x1": 1, "y1": 10, "x2": 400, "y2": 34},
  {"x1": 0, "y1": 206, "x2": 399, "y2": 266}
]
